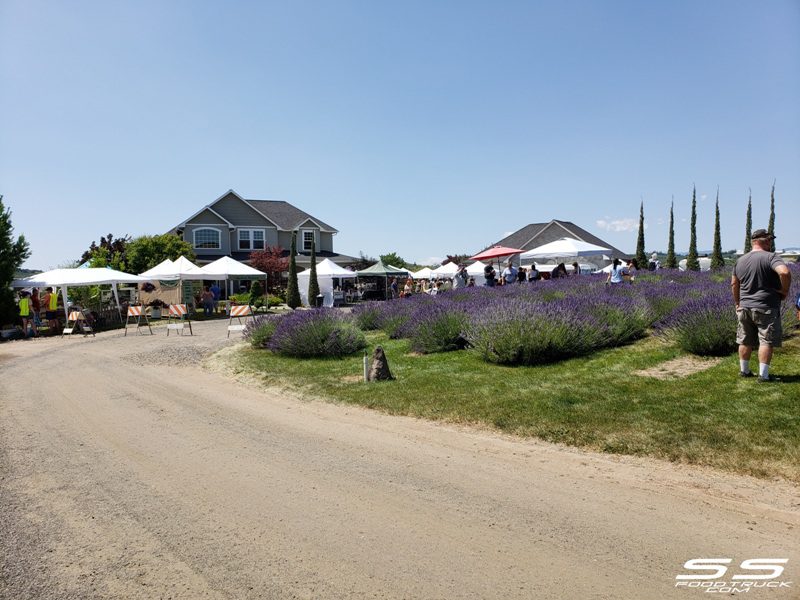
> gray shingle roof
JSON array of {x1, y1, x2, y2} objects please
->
[
  {"x1": 246, "y1": 199, "x2": 338, "y2": 233},
  {"x1": 493, "y1": 220, "x2": 629, "y2": 258}
]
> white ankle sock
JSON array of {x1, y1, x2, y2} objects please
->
[
  {"x1": 740, "y1": 360, "x2": 751, "y2": 374},
  {"x1": 759, "y1": 363, "x2": 769, "y2": 378}
]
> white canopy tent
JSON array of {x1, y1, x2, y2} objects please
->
[
  {"x1": 411, "y1": 267, "x2": 434, "y2": 280},
  {"x1": 139, "y1": 256, "x2": 208, "y2": 280},
  {"x1": 199, "y1": 256, "x2": 268, "y2": 298},
  {"x1": 431, "y1": 262, "x2": 459, "y2": 278},
  {"x1": 466, "y1": 260, "x2": 487, "y2": 281},
  {"x1": 12, "y1": 267, "x2": 149, "y2": 320},
  {"x1": 298, "y1": 258, "x2": 357, "y2": 307},
  {"x1": 520, "y1": 238, "x2": 610, "y2": 263},
  {"x1": 679, "y1": 257, "x2": 712, "y2": 272}
]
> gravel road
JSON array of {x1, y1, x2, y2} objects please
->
[{"x1": 1, "y1": 320, "x2": 798, "y2": 599}]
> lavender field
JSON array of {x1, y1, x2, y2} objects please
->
[{"x1": 347, "y1": 266, "x2": 800, "y2": 364}]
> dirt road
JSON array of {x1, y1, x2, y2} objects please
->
[{"x1": 1, "y1": 321, "x2": 798, "y2": 599}]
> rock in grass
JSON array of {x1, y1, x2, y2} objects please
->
[{"x1": 368, "y1": 346, "x2": 394, "y2": 381}]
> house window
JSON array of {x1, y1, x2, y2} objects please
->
[
  {"x1": 239, "y1": 229, "x2": 265, "y2": 251},
  {"x1": 302, "y1": 230, "x2": 315, "y2": 252},
  {"x1": 194, "y1": 228, "x2": 221, "y2": 249}
]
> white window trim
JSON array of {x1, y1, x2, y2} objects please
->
[
  {"x1": 300, "y1": 228, "x2": 317, "y2": 252},
  {"x1": 193, "y1": 227, "x2": 222, "y2": 250},
  {"x1": 238, "y1": 228, "x2": 266, "y2": 251}
]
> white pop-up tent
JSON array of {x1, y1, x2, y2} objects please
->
[
  {"x1": 431, "y1": 262, "x2": 459, "y2": 278},
  {"x1": 298, "y1": 258, "x2": 357, "y2": 307},
  {"x1": 140, "y1": 256, "x2": 207, "y2": 280},
  {"x1": 466, "y1": 260, "x2": 486, "y2": 280},
  {"x1": 411, "y1": 267, "x2": 434, "y2": 280},
  {"x1": 12, "y1": 267, "x2": 149, "y2": 320},
  {"x1": 519, "y1": 238, "x2": 610, "y2": 263},
  {"x1": 199, "y1": 256, "x2": 268, "y2": 298}
]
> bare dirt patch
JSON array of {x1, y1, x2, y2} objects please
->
[{"x1": 635, "y1": 355, "x2": 723, "y2": 379}]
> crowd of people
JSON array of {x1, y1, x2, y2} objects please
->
[{"x1": 389, "y1": 259, "x2": 598, "y2": 299}]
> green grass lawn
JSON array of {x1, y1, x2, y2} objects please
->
[{"x1": 236, "y1": 334, "x2": 800, "y2": 482}]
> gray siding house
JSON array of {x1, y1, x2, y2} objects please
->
[{"x1": 171, "y1": 190, "x2": 356, "y2": 268}]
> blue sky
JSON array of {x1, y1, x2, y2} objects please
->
[{"x1": 2, "y1": 0, "x2": 798, "y2": 269}]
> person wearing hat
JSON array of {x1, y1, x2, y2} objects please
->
[{"x1": 731, "y1": 228, "x2": 792, "y2": 382}]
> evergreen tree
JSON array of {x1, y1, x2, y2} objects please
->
[
  {"x1": 0, "y1": 195, "x2": 31, "y2": 326},
  {"x1": 686, "y1": 186, "x2": 700, "y2": 271},
  {"x1": 308, "y1": 236, "x2": 320, "y2": 305},
  {"x1": 286, "y1": 231, "x2": 301, "y2": 309},
  {"x1": 248, "y1": 280, "x2": 263, "y2": 307},
  {"x1": 744, "y1": 191, "x2": 752, "y2": 254},
  {"x1": 710, "y1": 187, "x2": 724, "y2": 269},
  {"x1": 767, "y1": 181, "x2": 775, "y2": 240},
  {"x1": 635, "y1": 200, "x2": 648, "y2": 269},
  {"x1": 666, "y1": 198, "x2": 677, "y2": 269}
]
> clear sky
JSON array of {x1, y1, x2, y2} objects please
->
[{"x1": 2, "y1": 0, "x2": 798, "y2": 269}]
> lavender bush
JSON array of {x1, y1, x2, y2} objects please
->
[
  {"x1": 243, "y1": 314, "x2": 282, "y2": 348},
  {"x1": 267, "y1": 309, "x2": 366, "y2": 358}
]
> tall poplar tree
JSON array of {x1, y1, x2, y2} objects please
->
[
  {"x1": 307, "y1": 236, "x2": 320, "y2": 306},
  {"x1": 710, "y1": 187, "x2": 724, "y2": 269},
  {"x1": 743, "y1": 191, "x2": 752, "y2": 254},
  {"x1": 666, "y1": 198, "x2": 677, "y2": 269},
  {"x1": 286, "y1": 231, "x2": 301, "y2": 309},
  {"x1": 767, "y1": 181, "x2": 776, "y2": 240},
  {"x1": 686, "y1": 186, "x2": 700, "y2": 271},
  {"x1": 0, "y1": 195, "x2": 31, "y2": 326},
  {"x1": 635, "y1": 200, "x2": 647, "y2": 269}
]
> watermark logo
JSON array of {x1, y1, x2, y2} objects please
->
[{"x1": 676, "y1": 558, "x2": 792, "y2": 593}]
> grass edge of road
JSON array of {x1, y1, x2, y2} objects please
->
[{"x1": 224, "y1": 334, "x2": 800, "y2": 483}]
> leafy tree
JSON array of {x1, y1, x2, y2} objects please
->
[
  {"x1": 744, "y1": 190, "x2": 752, "y2": 254},
  {"x1": 286, "y1": 231, "x2": 301, "y2": 309},
  {"x1": 768, "y1": 181, "x2": 775, "y2": 240},
  {"x1": 0, "y1": 195, "x2": 31, "y2": 326},
  {"x1": 445, "y1": 254, "x2": 471, "y2": 267},
  {"x1": 686, "y1": 186, "x2": 700, "y2": 271},
  {"x1": 80, "y1": 233, "x2": 130, "y2": 270},
  {"x1": 379, "y1": 252, "x2": 406, "y2": 268},
  {"x1": 350, "y1": 251, "x2": 377, "y2": 271},
  {"x1": 710, "y1": 188, "x2": 724, "y2": 269},
  {"x1": 308, "y1": 236, "x2": 320, "y2": 304},
  {"x1": 635, "y1": 201, "x2": 647, "y2": 270},
  {"x1": 666, "y1": 198, "x2": 677, "y2": 269},
  {"x1": 249, "y1": 246, "x2": 288, "y2": 292},
  {"x1": 126, "y1": 234, "x2": 195, "y2": 274}
]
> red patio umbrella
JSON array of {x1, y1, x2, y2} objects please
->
[{"x1": 469, "y1": 245, "x2": 527, "y2": 261}]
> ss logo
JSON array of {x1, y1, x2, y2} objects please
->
[{"x1": 676, "y1": 558, "x2": 788, "y2": 580}]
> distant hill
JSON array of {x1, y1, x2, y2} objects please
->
[{"x1": 13, "y1": 268, "x2": 41, "y2": 279}]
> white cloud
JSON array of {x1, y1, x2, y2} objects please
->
[{"x1": 596, "y1": 218, "x2": 641, "y2": 233}]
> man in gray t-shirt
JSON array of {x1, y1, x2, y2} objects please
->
[{"x1": 731, "y1": 228, "x2": 792, "y2": 382}]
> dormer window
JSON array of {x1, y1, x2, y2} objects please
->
[{"x1": 194, "y1": 228, "x2": 221, "y2": 249}]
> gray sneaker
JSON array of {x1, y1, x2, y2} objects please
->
[{"x1": 757, "y1": 375, "x2": 781, "y2": 383}]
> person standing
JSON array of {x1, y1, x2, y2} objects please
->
[
  {"x1": 731, "y1": 229, "x2": 792, "y2": 382},
  {"x1": 210, "y1": 282, "x2": 221, "y2": 311},
  {"x1": 18, "y1": 291, "x2": 38, "y2": 337},
  {"x1": 501, "y1": 260, "x2": 518, "y2": 285},
  {"x1": 606, "y1": 259, "x2": 626, "y2": 285},
  {"x1": 43, "y1": 287, "x2": 60, "y2": 331},
  {"x1": 453, "y1": 264, "x2": 469, "y2": 289},
  {"x1": 483, "y1": 263, "x2": 496, "y2": 287},
  {"x1": 200, "y1": 286, "x2": 215, "y2": 317}
]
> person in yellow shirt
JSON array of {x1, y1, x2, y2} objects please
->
[
  {"x1": 43, "y1": 287, "x2": 60, "y2": 331},
  {"x1": 18, "y1": 290, "x2": 38, "y2": 338}
]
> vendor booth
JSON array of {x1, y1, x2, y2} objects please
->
[{"x1": 298, "y1": 259, "x2": 357, "y2": 307}]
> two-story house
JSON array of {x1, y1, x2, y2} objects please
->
[{"x1": 171, "y1": 190, "x2": 356, "y2": 268}]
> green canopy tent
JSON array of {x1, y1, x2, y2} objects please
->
[{"x1": 355, "y1": 260, "x2": 410, "y2": 300}]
